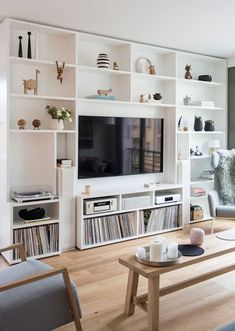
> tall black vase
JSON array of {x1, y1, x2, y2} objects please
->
[
  {"x1": 27, "y1": 32, "x2": 32, "y2": 59},
  {"x1": 18, "y1": 36, "x2": 23, "y2": 57}
]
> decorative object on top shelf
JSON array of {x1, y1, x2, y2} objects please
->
[
  {"x1": 56, "y1": 61, "x2": 65, "y2": 84},
  {"x1": 204, "y1": 120, "x2": 215, "y2": 131},
  {"x1": 97, "y1": 88, "x2": 112, "y2": 96},
  {"x1": 18, "y1": 36, "x2": 23, "y2": 58},
  {"x1": 149, "y1": 64, "x2": 156, "y2": 75},
  {"x1": 208, "y1": 140, "x2": 220, "y2": 154},
  {"x1": 23, "y1": 69, "x2": 40, "y2": 95},
  {"x1": 17, "y1": 119, "x2": 26, "y2": 130},
  {"x1": 113, "y1": 62, "x2": 119, "y2": 70},
  {"x1": 184, "y1": 64, "x2": 192, "y2": 79},
  {"x1": 97, "y1": 53, "x2": 110, "y2": 68},
  {"x1": 194, "y1": 116, "x2": 203, "y2": 131},
  {"x1": 45, "y1": 105, "x2": 72, "y2": 130},
  {"x1": 153, "y1": 93, "x2": 162, "y2": 101},
  {"x1": 136, "y1": 57, "x2": 152, "y2": 73},
  {"x1": 183, "y1": 95, "x2": 191, "y2": 105},
  {"x1": 190, "y1": 205, "x2": 204, "y2": 221},
  {"x1": 139, "y1": 94, "x2": 150, "y2": 103},
  {"x1": 32, "y1": 119, "x2": 41, "y2": 130},
  {"x1": 198, "y1": 75, "x2": 212, "y2": 82},
  {"x1": 27, "y1": 32, "x2": 32, "y2": 59},
  {"x1": 189, "y1": 228, "x2": 205, "y2": 245},
  {"x1": 139, "y1": 94, "x2": 145, "y2": 103}
]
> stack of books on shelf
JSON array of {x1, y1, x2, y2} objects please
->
[
  {"x1": 83, "y1": 212, "x2": 136, "y2": 245},
  {"x1": 57, "y1": 158, "x2": 72, "y2": 168},
  {"x1": 13, "y1": 223, "x2": 59, "y2": 259},
  {"x1": 139, "y1": 205, "x2": 181, "y2": 234},
  {"x1": 191, "y1": 187, "x2": 206, "y2": 197}
]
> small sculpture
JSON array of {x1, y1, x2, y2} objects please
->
[
  {"x1": 56, "y1": 61, "x2": 65, "y2": 84},
  {"x1": 149, "y1": 64, "x2": 156, "y2": 75},
  {"x1": 97, "y1": 53, "x2": 109, "y2": 68},
  {"x1": 113, "y1": 62, "x2": 119, "y2": 70},
  {"x1": 17, "y1": 119, "x2": 26, "y2": 130},
  {"x1": 18, "y1": 36, "x2": 23, "y2": 58},
  {"x1": 27, "y1": 32, "x2": 32, "y2": 59},
  {"x1": 23, "y1": 69, "x2": 40, "y2": 95},
  {"x1": 194, "y1": 116, "x2": 203, "y2": 131},
  {"x1": 139, "y1": 94, "x2": 145, "y2": 103},
  {"x1": 183, "y1": 95, "x2": 191, "y2": 105},
  {"x1": 195, "y1": 146, "x2": 203, "y2": 156},
  {"x1": 97, "y1": 88, "x2": 112, "y2": 96},
  {"x1": 153, "y1": 93, "x2": 162, "y2": 101},
  {"x1": 178, "y1": 116, "x2": 182, "y2": 131},
  {"x1": 32, "y1": 119, "x2": 41, "y2": 130},
  {"x1": 185, "y1": 64, "x2": 192, "y2": 79}
]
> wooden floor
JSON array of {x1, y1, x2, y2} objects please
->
[{"x1": 2, "y1": 220, "x2": 235, "y2": 331}]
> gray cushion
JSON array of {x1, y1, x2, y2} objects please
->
[
  {"x1": 216, "y1": 205, "x2": 235, "y2": 218},
  {"x1": 0, "y1": 259, "x2": 81, "y2": 331},
  {"x1": 217, "y1": 321, "x2": 235, "y2": 330}
]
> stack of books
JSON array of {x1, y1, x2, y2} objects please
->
[
  {"x1": 57, "y1": 158, "x2": 72, "y2": 168},
  {"x1": 191, "y1": 187, "x2": 206, "y2": 197}
]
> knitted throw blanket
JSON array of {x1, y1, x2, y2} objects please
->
[{"x1": 217, "y1": 150, "x2": 235, "y2": 205}]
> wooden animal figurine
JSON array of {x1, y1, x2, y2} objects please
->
[
  {"x1": 56, "y1": 61, "x2": 65, "y2": 83},
  {"x1": 185, "y1": 64, "x2": 192, "y2": 79},
  {"x1": 32, "y1": 119, "x2": 41, "y2": 130},
  {"x1": 139, "y1": 94, "x2": 145, "y2": 103},
  {"x1": 149, "y1": 64, "x2": 156, "y2": 75},
  {"x1": 17, "y1": 119, "x2": 26, "y2": 130},
  {"x1": 97, "y1": 88, "x2": 112, "y2": 96},
  {"x1": 23, "y1": 69, "x2": 40, "y2": 95}
]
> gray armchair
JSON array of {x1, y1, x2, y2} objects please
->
[
  {"x1": 208, "y1": 150, "x2": 235, "y2": 233},
  {"x1": 0, "y1": 243, "x2": 82, "y2": 331}
]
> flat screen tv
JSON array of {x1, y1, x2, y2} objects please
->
[{"x1": 78, "y1": 116, "x2": 164, "y2": 179}]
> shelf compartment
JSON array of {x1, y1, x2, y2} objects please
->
[
  {"x1": 10, "y1": 62, "x2": 75, "y2": 97},
  {"x1": 9, "y1": 20, "x2": 76, "y2": 64},
  {"x1": 9, "y1": 98, "x2": 75, "y2": 131}
]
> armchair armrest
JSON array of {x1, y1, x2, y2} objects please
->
[
  {"x1": 0, "y1": 267, "x2": 82, "y2": 330},
  {"x1": 0, "y1": 243, "x2": 27, "y2": 262},
  {"x1": 208, "y1": 190, "x2": 220, "y2": 217}
]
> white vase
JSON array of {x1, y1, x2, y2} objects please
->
[{"x1": 50, "y1": 119, "x2": 64, "y2": 130}]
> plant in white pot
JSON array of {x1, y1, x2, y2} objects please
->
[{"x1": 46, "y1": 105, "x2": 72, "y2": 130}]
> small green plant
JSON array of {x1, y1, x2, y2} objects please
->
[{"x1": 45, "y1": 105, "x2": 72, "y2": 122}]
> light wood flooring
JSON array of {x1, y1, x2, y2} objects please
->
[{"x1": 2, "y1": 220, "x2": 235, "y2": 331}]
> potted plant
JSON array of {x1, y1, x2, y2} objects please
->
[{"x1": 45, "y1": 105, "x2": 72, "y2": 130}]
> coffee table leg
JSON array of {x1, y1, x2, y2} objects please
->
[
  {"x1": 148, "y1": 275, "x2": 160, "y2": 331},
  {"x1": 124, "y1": 269, "x2": 139, "y2": 315}
]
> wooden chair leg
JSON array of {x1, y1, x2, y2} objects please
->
[{"x1": 211, "y1": 217, "x2": 215, "y2": 234}]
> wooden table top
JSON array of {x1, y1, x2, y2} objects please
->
[{"x1": 119, "y1": 232, "x2": 235, "y2": 278}]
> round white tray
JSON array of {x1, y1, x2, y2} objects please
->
[{"x1": 135, "y1": 246, "x2": 182, "y2": 267}]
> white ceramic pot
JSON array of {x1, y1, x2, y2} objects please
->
[{"x1": 50, "y1": 119, "x2": 64, "y2": 130}]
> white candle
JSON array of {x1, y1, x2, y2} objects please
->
[
  {"x1": 157, "y1": 235, "x2": 167, "y2": 254},
  {"x1": 167, "y1": 242, "x2": 178, "y2": 259},
  {"x1": 136, "y1": 246, "x2": 146, "y2": 259},
  {"x1": 150, "y1": 240, "x2": 163, "y2": 261}
]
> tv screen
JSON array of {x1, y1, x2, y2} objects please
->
[{"x1": 78, "y1": 116, "x2": 164, "y2": 179}]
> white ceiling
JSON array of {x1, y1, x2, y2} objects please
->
[{"x1": 0, "y1": 0, "x2": 234, "y2": 58}]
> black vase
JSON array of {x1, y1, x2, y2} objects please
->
[
  {"x1": 194, "y1": 116, "x2": 203, "y2": 131},
  {"x1": 18, "y1": 36, "x2": 23, "y2": 57},
  {"x1": 27, "y1": 32, "x2": 32, "y2": 59}
]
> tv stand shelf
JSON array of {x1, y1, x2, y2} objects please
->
[{"x1": 76, "y1": 184, "x2": 183, "y2": 249}]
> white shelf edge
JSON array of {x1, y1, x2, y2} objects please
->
[
  {"x1": 13, "y1": 219, "x2": 59, "y2": 229},
  {"x1": 177, "y1": 105, "x2": 223, "y2": 111},
  {"x1": 10, "y1": 129, "x2": 76, "y2": 133},
  {"x1": 190, "y1": 155, "x2": 210, "y2": 160},
  {"x1": 10, "y1": 93, "x2": 76, "y2": 101},
  {"x1": 77, "y1": 65, "x2": 130, "y2": 75},
  {"x1": 10, "y1": 56, "x2": 76, "y2": 68},
  {"x1": 190, "y1": 179, "x2": 214, "y2": 185},
  {"x1": 78, "y1": 98, "x2": 175, "y2": 108},
  {"x1": 10, "y1": 198, "x2": 60, "y2": 207},
  {"x1": 177, "y1": 78, "x2": 224, "y2": 87},
  {"x1": 132, "y1": 72, "x2": 176, "y2": 81},
  {"x1": 190, "y1": 195, "x2": 208, "y2": 200}
]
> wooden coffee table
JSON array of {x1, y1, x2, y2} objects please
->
[{"x1": 119, "y1": 233, "x2": 235, "y2": 331}]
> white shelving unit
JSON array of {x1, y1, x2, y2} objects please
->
[
  {"x1": 76, "y1": 184, "x2": 183, "y2": 249},
  {"x1": 0, "y1": 18, "x2": 227, "y2": 258}
]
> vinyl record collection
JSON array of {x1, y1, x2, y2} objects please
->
[
  {"x1": 13, "y1": 223, "x2": 59, "y2": 259},
  {"x1": 84, "y1": 212, "x2": 136, "y2": 245},
  {"x1": 139, "y1": 205, "x2": 181, "y2": 234}
]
